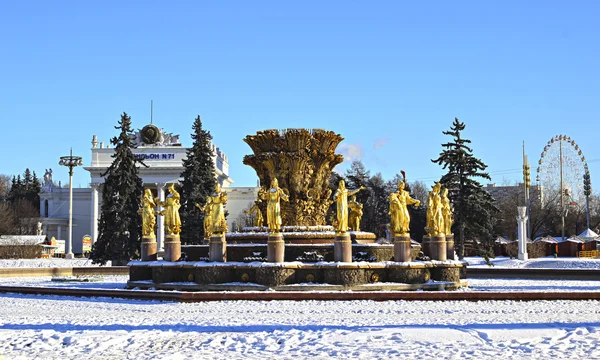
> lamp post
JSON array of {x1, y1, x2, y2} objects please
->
[
  {"x1": 59, "y1": 148, "x2": 83, "y2": 259},
  {"x1": 584, "y1": 171, "x2": 592, "y2": 230}
]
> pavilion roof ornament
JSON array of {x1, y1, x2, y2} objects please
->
[{"x1": 133, "y1": 124, "x2": 181, "y2": 147}]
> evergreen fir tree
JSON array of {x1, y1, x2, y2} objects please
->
[
  {"x1": 91, "y1": 113, "x2": 144, "y2": 265},
  {"x1": 179, "y1": 115, "x2": 217, "y2": 244},
  {"x1": 28, "y1": 171, "x2": 41, "y2": 210},
  {"x1": 431, "y1": 118, "x2": 498, "y2": 259},
  {"x1": 8, "y1": 175, "x2": 22, "y2": 202},
  {"x1": 7, "y1": 170, "x2": 41, "y2": 211},
  {"x1": 366, "y1": 173, "x2": 389, "y2": 235}
]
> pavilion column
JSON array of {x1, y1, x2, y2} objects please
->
[
  {"x1": 57, "y1": 225, "x2": 63, "y2": 240},
  {"x1": 90, "y1": 183, "x2": 100, "y2": 245},
  {"x1": 156, "y1": 182, "x2": 166, "y2": 251}
]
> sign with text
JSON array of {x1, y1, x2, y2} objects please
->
[
  {"x1": 82, "y1": 235, "x2": 92, "y2": 253},
  {"x1": 134, "y1": 153, "x2": 176, "y2": 160}
]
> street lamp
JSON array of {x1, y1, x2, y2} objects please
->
[{"x1": 59, "y1": 148, "x2": 84, "y2": 259}]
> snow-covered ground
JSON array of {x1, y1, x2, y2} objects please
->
[
  {"x1": 2, "y1": 257, "x2": 600, "y2": 358},
  {"x1": 0, "y1": 258, "x2": 110, "y2": 268},
  {"x1": 465, "y1": 256, "x2": 600, "y2": 269},
  {"x1": 1, "y1": 295, "x2": 599, "y2": 359}
]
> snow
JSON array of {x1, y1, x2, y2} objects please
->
[
  {"x1": 0, "y1": 258, "x2": 110, "y2": 268},
  {"x1": 1, "y1": 294, "x2": 600, "y2": 359},
  {"x1": 0, "y1": 235, "x2": 45, "y2": 245},
  {"x1": 465, "y1": 256, "x2": 600, "y2": 269},
  {"x1": 1, "y1": 257, "x2": 600, "y2": 358},
  {"x1": 579, "y1": 228, "x2": 599, "y2": 239}
]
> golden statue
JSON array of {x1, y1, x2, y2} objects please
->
[
  {"x1": 138, "y1": 189, "x2": 157, "y2": 238},
  {"x1": 388, "y1": 181, "x2": 420, "y2": 236},
  {"x1": 441, "y1": 187, "x2": 453, "y2": 235},
  {"x1": 244, "y1": 199, "x2": 264, "y2": 227},
  {"x1": 259, "y1": 177, "x2": 289, "y2": 233},
  {"x1": 195, "y1": 199, "x2": 213, "y2": 239},
  {"x1": 347, "y1": 195, "x2": 364, "y2": 231},
  {"x1": 207, "y1": 183, "x2": 228, "y2": 234},
  {"x1": 333, "y1": 180, "x2": 365, "y2": 233},
  {"x1": 425, "y1": 182, "x2": 444, "y2": 237},
  {"x1": 160, "y1": 184, "x2": 181, "y2": 236}
]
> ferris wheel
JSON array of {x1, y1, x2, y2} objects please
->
[
  {"x1": 536, "y1": 134, "x2": 592, "y2": 234},
  {"x1": 536, "y1": 135, "x2": 589, "y2": 202}
]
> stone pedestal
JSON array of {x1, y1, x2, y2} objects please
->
[
  {"x1": 209, "y1": 234, "x2": 227, "y2": 262},
  {"x1": 334, "y1": 233, "x2": 352, "y2": 262},
  {"x1": 446, "y1": 234, "x2": 455, "y2": 260},
  {"x1": 267, "y1": 233, "x2": 285, "y2": 263},
  {"x1": 141, "y1": 236, "x2": 158, "y2": 261},
  {"x1": 393, "y1": 234, "x2": 412, "y2": 263},
  {"x1": 164, "y1": 235, "x2": 181, "y2": 262},
  {"x1": 421, "y1": 236, "x2": 431, "y2": 257},
  {"x1": 429, "y1": 235, "x2": 447, "y2": 261}
]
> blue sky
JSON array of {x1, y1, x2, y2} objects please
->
[{"x1": 1, "y1": 1, "x2": 599, "y2": 190}]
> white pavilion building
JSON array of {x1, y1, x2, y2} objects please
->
[{"x1": 39, "y1": 123, "x2": 258, "y2": 254}]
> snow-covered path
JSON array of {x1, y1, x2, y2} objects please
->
[{"x1": 1, "y1": 294, "x2": 600, "y2": 359}]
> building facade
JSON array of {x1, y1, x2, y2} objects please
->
[{"x1": 39, "y1": 124, "x2": 258, "y2": 254}]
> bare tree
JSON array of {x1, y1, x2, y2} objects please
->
[
  {"x1": 235, "y1": 203, "x2": 255, "y2": 230},
  {"x1": 0, "y1": 174, "x2": 10, "y2": 201},
  {"x1": 409, "y1": 181, "x2": 429, "y2": 205},
  {"x1": 0, "y1": 202, "x2": 16, "y2": 235},
  {"x1": 10, "y1": 199, "x2": 39, "y2": 235}
]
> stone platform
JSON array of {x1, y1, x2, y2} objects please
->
[
  {"x1": 181, "y1": 242, "x2": 422, "y2": 263},
  {"x1": 127, "y1": 260, "x2": 466, "y2": 291}
]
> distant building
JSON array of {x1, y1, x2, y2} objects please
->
[{"x1": 39, "y1": 123, "x2": 258, "y2": 254}]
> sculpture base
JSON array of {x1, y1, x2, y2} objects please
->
[
  {"x1": 393, "y1": 235, "x2": 412, "y2": 262},
  {"x1": 164, "y1": 235, "x2": 181, "y2": 262},
  {"x1": 422, "y1": 237, "x2": 431, "y2": 257},
  {"x1": 334, "y1": 233, "x2": 352, "y2": 262},
  {"x1": 128, "y1": 260, "x2": 467, "y2": 290},
  {"x1": 209, "y1": 234, "x2": 227, "y2": 262},
  {"x1": 429, "y1": 235, "x2": 447, "y2": 261},
  {"x1": 141, "y1": 236, "x2": 158, "y2": 262},
  {"x1": 267, "y1": 233, "x2": 285, "y2": 263},
  {"x1": 446, "y1": 234, "x2": 455, "y2": 261}
]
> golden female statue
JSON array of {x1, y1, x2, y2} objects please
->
[
  {"x1": 195, "y1": 198, "x2": 213, "y2": 239},
  {"x1": 161, "y1": 184, "x2": 181, "y2": 236},
  {"x1": 348, "y1": 195, "x2": 364, "y2": 231},
  {"x1": 388, "y1": 181, "x2": 420, "y2": 236},
  {"x1": 333, "y1": 180, "x2": 365, "y2": 233},
  {"x1": 426, "y1": 182, "x2": 444, "y2": 236},
  {"x1": 441, "y1": 187, "x2": 453, "y2": 235},
  {"x1": 207, "y1": 183, "x2": 228, "y2": 234},
  {"x1": 244, "y1": 199, "x2": 264, "y2": 227},
  {"x1": 259, "y1": 178, "x2": 289, "y2": 233},
  {"x1": 139, "y1": 189, "x2": 157, "y2": 237}
]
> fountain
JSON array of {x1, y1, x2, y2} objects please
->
[{"x1": 127, "y1": 128, "x2": 466, "y2": 291}]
